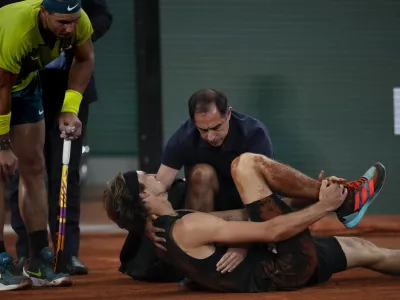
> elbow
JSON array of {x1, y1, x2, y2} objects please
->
[
  {"x1": 81, "y1": 53, "x2": 95, "y2": 70},
  {"x1": 263, "y1": 225, "x2": 290, "y2": 244},
  {"x1": 74, "y1": 53, "x2": 95, "y2": 67},
  {"x1": 86, "y1": 51, "x2": 95, "y2": 64},
  {"x1": 265, "y1": 229, "x2": 281, "y2": 244},
  {"x1": 89, "y1": 53, "x2": 95, "y2": 66}
]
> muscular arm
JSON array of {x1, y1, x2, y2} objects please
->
[
  {"x1": 69, "y1": 38, "x2": 95, "y2": 94},
  {"x1": 157, "y1": 124, "x2": 190, "y2": 190},
  {"x1": 208, "y1": 209, "x2": 249, "y2": 221},
  {"x1": 176, "y1": 208, "x2": 249, "y2": 221},
  {"x1": 215, "y1": 202, "x2": 331, "y2": 244},
  {"x1": 156, "y1": 164, "x2": 180, "y2": 191},
  {"x1": 178, "y1": 201, "x2": 331, "y2": 248},
  {"x1": 0, "y1": 68, "x2": 17, "y2": 140},
  {"x1": 177, "y1": 208, "x2": 250, "y2": 249}
]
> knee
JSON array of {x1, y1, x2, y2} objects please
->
[
  {"x1": 188, "y1": 164, "x2": 218, "y2": 189},
  {"x1": 19, "y1": 151, "x2": 46, "y2": 178},
  {"x1": 231, "y1": 153, "x2": 263, "y2": 179},
  {"x1": 341, "y1": 237, "x2": 383, "y2": 266}
]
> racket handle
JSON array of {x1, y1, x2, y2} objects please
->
[{"x1": 62, "y1": 139, "x2": 72, "y2": 165}]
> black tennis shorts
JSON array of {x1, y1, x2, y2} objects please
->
[
  {"x1": 306, "y1": 236, "x2": 348, "y2": 286},
  {"x1": 245, "y1": 195, "x2": 347, "y2": 289}
]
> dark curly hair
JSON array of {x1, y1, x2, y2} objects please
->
[{"x1": 103, "y1": 172, "x2": 148, "y2": 234}]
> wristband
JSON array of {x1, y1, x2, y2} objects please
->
[
  {"x1": 61, "y1": 89, "x2": 83, "y2": 115},
  {"x1": 0, "y1": 112, "x2": 11, "y2": 135}
]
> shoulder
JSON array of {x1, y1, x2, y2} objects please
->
[
  {"x1": 76, "y1": 8, "x2": 93, "y2": 33},
  {"x1": 231, "y1": 110, "x2": 270, "y2": 139},
  {"x1": 0, "y1": 2, "x2": 36, "y2": 47},
  {"x1": 73, "y1": 8, "x2": 94, "y2": 45},
  {"x1": 168, "y1": 118, "x2": 197, "y2": 146},
  {"x1": 179, "y1": 212, "x2": 223, "y2": 232},
  {"x1": 78, "y1": 8, "x2": 92, "y2": 27},
  {"x1": 173, "y1": 212, "x2": 222, "y2": 247},
  {"x1": 0, "y1": 2, "x2": 37, "y2": 71}
]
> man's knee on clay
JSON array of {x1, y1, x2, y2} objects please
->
[{"x1": 186, "y1": 163, "x2": 219, "y2": 211}]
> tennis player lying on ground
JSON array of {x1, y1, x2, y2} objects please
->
[{"x1": 103, "y1": 153, "x2": 399, "y2": 293}]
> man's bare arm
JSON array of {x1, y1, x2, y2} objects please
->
[
  {"x1": 178, "y1": 201, "x2": 333, "y2": 249},
  {"x1": 176, "y1": 208, "x2": 249, "y2": 221},
  {"x1": 156, "y1": 164, "x2": 180, "y2": 191},
  {"x1": 211, "y1": 201, "x2": 332, "y2": 245},
  {"x1": 0, "y1": 68, "x2": 17, "y2": 141},
  {"x1": 69, "y1": 38, "x2": 95, "y2": 93},
  {"x1": 176, "y1": 208, "x2": 250, "y2": 249},
  {"x1": 208, "y1": 209, "x2": 249, "y2": 221}
]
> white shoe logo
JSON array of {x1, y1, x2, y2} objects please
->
[
  {"x1": 67, "y1": 3, "x2": 79, "y2": 11},
  {"x1": 39, "y1": 110, "x2": 44, "y2": 115}
]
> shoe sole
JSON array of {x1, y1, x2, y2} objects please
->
[
  {"x1": 0, "y1": 279, "x2": 32, "y2": 291},
  {"x1": 343, "y1": 162, "x2": 386, "y2": 229},
  {"x1": 22, "y1": 269, "x2": 72, "y2": 288}
]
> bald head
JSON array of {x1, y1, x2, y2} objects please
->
[{"x1": 188, "y1": 89, "x2": 229, "y2": 120}]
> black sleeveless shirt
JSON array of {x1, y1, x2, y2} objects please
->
[{"x1": 154, "y1": 211, "x2": 275, "y2": 293}]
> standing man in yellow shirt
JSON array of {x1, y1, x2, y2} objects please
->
[{"x1": 0, "y1": 0, "x2": 94, "y2": 290}]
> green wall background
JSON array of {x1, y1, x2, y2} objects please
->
[
  {"x1": 160, "y1": 0, "x2": 400, "y2": 213},
  {"x1": 87, "y1": 1, "x2": 399, "y2": 213},
  {"x1": 87, "y1": 1, "x2": 137, "y2": 156}
]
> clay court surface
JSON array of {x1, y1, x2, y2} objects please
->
[{"x1": 3, "y1": 201, "x2": 400, "y2": 300}]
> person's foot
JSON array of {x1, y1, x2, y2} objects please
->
[
  {"x1": 22, "y1": 247, "x2": 72, "y2": 287},
  {"x1": 67, "y1": 256, "x2": 88, "y2": 276},
  {"x1": 0, "y1": 252, "x2": 32, "y2": 291},
  {"x1": 336, "y1": 162, "x2": 386, "y2": 229},
  {"x1": 16, "y1": 257, "x2": 27, "y2": 273}
]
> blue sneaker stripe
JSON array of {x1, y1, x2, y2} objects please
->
[
  {"x1": 341, "y1": 163, "x2": 386, "y2": 229},
  {"x1": 357, "y1": 190, "x2": 363, "y2": 209},
  {"x1": 365, "y1": 179, "x2": 371, "y2": 200},
  {"x1": 363, "y1": 166, "x2": 375, "y2": 181}
]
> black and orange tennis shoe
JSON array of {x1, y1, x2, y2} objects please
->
[{"x1": 335, "y1": 162, "x2": 386, "y2": 229}]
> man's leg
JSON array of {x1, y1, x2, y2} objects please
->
[
  {"x1": 336, "y1": 236, "x2": 400, "y2": 276},
  {"x1": 230, "y1": 153, "x2": 385, "y2": 289},
  {"x1": 7, "y1": 172, "x2": 29, "y2": 260},
  {"x1": 0, "y1": 184, "x2": 5, "y2": 254},
  {"x1": 40, "y1": 67, "x2": 84, "y2": 274},
  {"x1": 232, "y1": 153, "x2": 385, "y2": 229},
  {"x1": 9, "y1": 76, "x2": 71, "y2": 287},
  {"x1": 185, "y1": 164, "x2": 219, "y2": 212},
  {"x1": 66, "y1": 99, "x2": 89, "y2": 274},
  {"x1": 231, "y1": 153, "x2": 318, "y2": 290},
  {"x1": 0, "y1": 181, "x2": 32, "y2": 291},
  {"x1": 305, "y1": 235, "x2": 400, "y2": 286}
]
